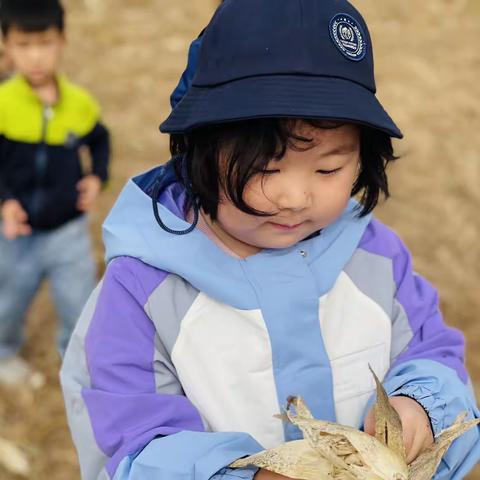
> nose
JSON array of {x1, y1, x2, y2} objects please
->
[
  {"x1": 274, "y1": 181, "x2": 310, "y2": 212},
  {"x1": 27, "y1": 46, "x2": 43, "y2": 63}
]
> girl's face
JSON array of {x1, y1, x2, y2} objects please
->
[{"x1": 207, "y1": 122, "x2": 361, "y2": 258}]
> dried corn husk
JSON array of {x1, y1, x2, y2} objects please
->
[
  {"x1": 0, "y1": 436, "x2": 30, "y2": 477},
  {"x1": 231, "y1": 370, "x2": 480, "y2": 480}
]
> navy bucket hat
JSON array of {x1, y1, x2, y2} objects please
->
[{"x1": 160, "y1": 0, "x2": 402, "y2": 139}]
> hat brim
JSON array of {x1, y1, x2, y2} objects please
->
[{"x1": 160, "y1": 75, "x2": 402, "y2": 139}]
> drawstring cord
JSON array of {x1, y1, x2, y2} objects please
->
[{"x1": 151, "y1": 164, "x2": 199, "y2": 235}]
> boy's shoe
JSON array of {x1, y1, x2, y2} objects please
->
[{"x1": 0, "y1": 356, "x2": 33, "y2": 387}]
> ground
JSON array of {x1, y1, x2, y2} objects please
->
[{"x1": 0, "y1": 0, "x2": 479, "y2": 478}]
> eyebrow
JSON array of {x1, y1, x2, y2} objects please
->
[{"x1": 317, "y1": 143, "x2": 359, "y2": 157}]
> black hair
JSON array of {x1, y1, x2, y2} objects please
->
[
  {"x1": 170, "y1": 118, "x2": 398, "y2": 221},
  {"x1": 0, "y1": 0, "x2": 64, "y2": 36}
]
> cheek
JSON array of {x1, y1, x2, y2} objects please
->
[
  {"x1": 44, "y1": 49, "x2": 58, "y2": 66},
  {"x1": 242, "y1": 177, "x2": 278, "y2": 212},
  {"x1": 312, "y1": 171, "x2": 357, "y2": 214},
  {"x1": 216, "y1": 194, "x2": 264, "y2": 234}
]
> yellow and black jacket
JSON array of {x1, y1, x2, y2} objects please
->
[{"x1": 0, "y1": 74, "x2": 110, "y2": 230}]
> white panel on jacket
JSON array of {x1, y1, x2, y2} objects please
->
[
  {"x1": 319, "y1": 272, "x2": 391, "y2": 428},
  {"x1": 172, "y1": 293, "x2": 284, "y2": 449}
]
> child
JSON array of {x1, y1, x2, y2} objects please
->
[
  {"x1": 61, "y1": 1, "x2": 479, "y2": 479},
  {"x1": 0, "y1": 0, "x2": 110, "y2": 384}
]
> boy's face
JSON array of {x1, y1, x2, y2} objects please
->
[
  {"x1": 212, "y1": 122, "x2": 361, "y2": 257},
  {"x1": 3, "y1": 26, "x2": 65, "y2": 87}
]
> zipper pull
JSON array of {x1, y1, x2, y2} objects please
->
[{"x1": 44, "y1": 106, "x2": 55, "y2": 120}]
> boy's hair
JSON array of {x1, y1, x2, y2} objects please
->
[
  {"x1": 170, "y1": 119, "x2": 398, "y2": 220},
  {"x1": 0, "y1": 0, "x2": 65, "y2": 36}
]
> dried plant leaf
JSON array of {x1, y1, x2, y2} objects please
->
[
  {"x1": 285, "y1": 402, "x2": 408, "y2": 480},
  {"x1": 287, "y1": 396, "x2": 314, "y2": 419},
  {"x1": 231, "y1": 439, "x2": 335, "y2": 480},
  {"x1": 283, "y1": 397, "x2": 358, "y2": 474},
  {"x1": 408, "y1": 413, "x2": 480, "y2": 480},
  {"x1": 0, "y1": 437, "x2": 30, "y2": 477},
  {"x1": 369, "y1": 366, "x2": 406, "y2": 462},
  {"x1": 230, "y1": 370, "x2": 479, "y2": 480}
]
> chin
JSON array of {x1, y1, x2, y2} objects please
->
[
  {"x1": 262, "y1": 236, "x2": 305, "y2": 250},
  {"x1": 26, "y1": 73, "x2": 50, "y2": 86}
]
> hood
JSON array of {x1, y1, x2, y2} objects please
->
[{"x1": 103, "y1": 159, "x2": 372, "y2": 308}]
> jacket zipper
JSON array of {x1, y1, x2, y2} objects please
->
[{"x1": 31, "y1": 105, "x2": 54, "y2": 221}]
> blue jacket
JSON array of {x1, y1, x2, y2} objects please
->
[{"x1": 61, "y1": 161, "x2": 480, "y2": 479}]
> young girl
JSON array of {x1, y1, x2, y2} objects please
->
[{"x1": 61, "y1": 1, "x2": 480, "y2": 479}]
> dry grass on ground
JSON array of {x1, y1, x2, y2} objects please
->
[{"x1": 0, "y1": 0, "x2": 479, "y2": 478}]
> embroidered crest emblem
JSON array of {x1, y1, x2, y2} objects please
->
[{"x1": 329, "y1": 13, "x2": 367, "y2": 62}]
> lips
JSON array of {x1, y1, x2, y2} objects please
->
[{"x1": 269, "y1": 221, "x2": 304, "y2": 231}]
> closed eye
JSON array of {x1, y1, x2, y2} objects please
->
[{"x1": 316, "y1": 168, "x2": 342, "y2": 175}]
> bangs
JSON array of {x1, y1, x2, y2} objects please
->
[
  {"x1": 170, "y1": 118, "x2": 397, "y2": 220},
  {"x1": 1, "y1": 1, "x2": 64, "y2": 35}
]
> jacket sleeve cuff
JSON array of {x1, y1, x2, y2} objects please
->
[
  {"x1": 211, "y1": 466, "x2": 259, "y2": 479},
  {"x1": 112, "y1": 431, "x2": 263, "y2": 480},
  {"x1": 389, "y1": 384, "x2": 443, "y2": 436},
  {"x1": 374, "y1": 359, "x2": 477, "y2": 437}
]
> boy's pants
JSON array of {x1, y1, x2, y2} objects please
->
[{"x1": 0, "y1": 215, "x2": 96, "y2": 359}]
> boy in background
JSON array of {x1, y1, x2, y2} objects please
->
[{"x1": 0, "y1": 0, "x2": 110, "y2": 385}]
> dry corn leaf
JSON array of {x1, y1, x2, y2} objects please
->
[
  {"x1": 231, "y1": 439, "x2": 336, "y2": 480},
  {"x1": 284, "y1": 397, "x2": 408, "y2": 480},
  {"x1": 230, "y1": 370, "x2": 480, "y2": 480},
  {"x1": 0, "y1": 436, "x2": 30, "y2": 477},
  {"x1": 408, "y1": 412, "x2": 480, "y2": 480},
  {"x1": 370, "y1": 366, "x2": 406, "y2": 462}
]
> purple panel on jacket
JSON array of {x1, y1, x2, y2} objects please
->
[
  {"x1": 359, "y1": 220, "x2": 467, "y2": 383},
  {"x1": 83, "y1": 256, "x2": 204, "y2": 475},
  {"x1": 85, "y1": 257, "x2": 166, "y2": 393},
  {"x1": 82, "y1": 389, "x2": 204, "y2": 477},
  {"x1": 158, "y1": 181, "x2": 187, "y2": 220}
]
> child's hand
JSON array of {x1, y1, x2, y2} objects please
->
[
  {"x1": 76, "y1": 175, "x2": 102, "y2": 212},
  {"x1": 1, "y1": 199, "x2": 32, "y2": 240},
  {"x1": 254, "y1": 469, "x2": 296, "y2": 479},
  {"x1": 364, "y1": 395, "x2": 434, "y2": 463}
]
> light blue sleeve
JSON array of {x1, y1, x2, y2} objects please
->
[
  {"x1": 381, "y1": 359, "x2": 480, "y2": 479},
  {"x1": 113, "y1": 430, "x2": 262, "y2": 480},
  {"x1": 211, "y1": 466, "x2": 259, "y2": 479}
]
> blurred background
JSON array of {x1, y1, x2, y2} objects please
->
[{"x1": 0, "y1": 0, "x2": 479, "y2": 478}]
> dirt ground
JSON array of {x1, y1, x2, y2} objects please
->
[{"x1": 0, "y1": 0, "x2": 479, "y2": 478}]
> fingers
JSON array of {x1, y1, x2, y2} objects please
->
[
  {"x1": 1, "y1": 201, "x2": 31, "y2": 240},
  {"x1": 388, "y1": 396, "x2": 434, "y2": 464},
  {"x1": 363, "y1": 407, "x2": 376, "y2": 436},
  {"x1": 76, "y1": 196, "x2": 90, "y2": 212},
  {"x1": 403, "y1": 429, "x2": 417, "y2": 464},
  {"x1": 76, "y1": 191, "x2": 96, "y2": 212},
  {"x1": 76, "y1": 176, "x2": 101, "y2": 212},
  {"x1": 2, "y1": 221, "x2": 19, "y2": 240},
  {"x1": 405, "y1": 418, "x2": 434, "y2": 464},
  {"x1": 17, "y1": 222, "x2": 32, "y2": 237},
  {"x1": 2, "y1": 218, "x2": 31, "y2": 240},
  {"x1": 16, "y1": 207, "x2": 29, "y2": 223}
]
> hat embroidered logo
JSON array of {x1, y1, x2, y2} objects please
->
[{"x1": 330, "y1": 13, "x2": 366, "y2": 62}]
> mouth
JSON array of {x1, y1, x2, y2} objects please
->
[
  {"x1": 268, "y1": 221, "x2": 304, "y2": 232},
  {"x1": 29, "y1": 71, "x2": 45, "y2": 79}
]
